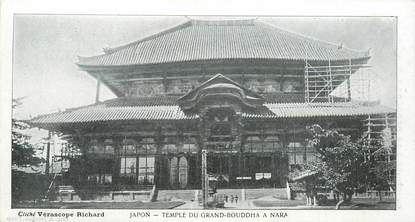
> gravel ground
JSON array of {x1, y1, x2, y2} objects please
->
[
  {"x1": 252, "y1": 197, "x2": 395, "y2": 210},
  {"x1": 14, "y1": 201, "x2": 185, "y2": 209}
]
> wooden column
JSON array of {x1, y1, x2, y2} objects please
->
[
  {"x1": 195, "y1": 150, "x2": 201, "y2": 189},
  {"x1": 112, "y1": 135, "x2": 122, "y2": 188},
  {"x1": 238, "y1": 152, "x2": 243, "y2": 188},
  {"x1": 228, "y1": 154, "x2": 233, "y2": 186},
  {"x1": 45, "y1": 131, "x2": 52, "y2": 175},
  {"x1": 271, "y1": 152, "x2": 277, "y2": 187},
  {"x1": 154, "y1": 126, "x2": 163, "y2": 189},
  {"x1": 281, "y1": 127, "x2": 289, "y2": 174},
  {"x1": 347, "y1": 59, "x2": 352, "y2": 101},
  {"x1": 74, "y1": 129, "x2": 88, "y2": 186},
  {"x1": 201, "y1": 149, "x2": 208, "y2": 209},
  {"x1": 196, "y1": 113, "x2": 208, "y2": 190}
]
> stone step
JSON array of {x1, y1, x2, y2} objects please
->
[
  {"x1": 157, "y1": 190, "x2": 197, "y2": 201},
  {"x1": 157, "y1": 188, "x2": 288, "y2": 202},
  {"x1": 216, "y1": 188, "x2": 288, "y2": 200}
]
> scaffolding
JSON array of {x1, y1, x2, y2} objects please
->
[
  {"x1": 304, "y1": 59, "x2": 374, "y2": 103},
  {"x1": 44, "y1": 134, "x2": 82, "y2": 199},
  {"x1": 362, "y1": 113, "x2": 397, "y2": 190}
]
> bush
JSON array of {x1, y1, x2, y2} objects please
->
[{"x1": 12, "y1": 170, "x2": 49, "y2": 204}]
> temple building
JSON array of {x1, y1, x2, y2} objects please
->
[{"x1": 29, "y1": 19, "x2": 396, "y2": 198}]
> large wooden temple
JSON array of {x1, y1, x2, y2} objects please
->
[{"x1": 29, "y1": 19, "x2": 396, "y2": 199}]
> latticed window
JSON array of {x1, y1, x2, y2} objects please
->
[
  {"x1": 169, "y1": 156, "x2": 188, "y2": 188},
  {"x1": 120, "y1": 157, "x2": 137, "y2": 176},
  {"x1": 138, "y1": 156, "x2": 155, "y2": 185},
  {"x1": 87, "y1": 174, "x2": 112, "y2": 184},
  {"x1": 288, "y1": 142, "x2": 304, "y2": 165},
  {"x1": 178, "y1": 157, "x2": 188, "y2": 188},
  {"x1": 287, "y1": 141, "x2": 317, "y2": 165},
  {"x1": 170, "y1": 157, "x2": 178, "y2": 186},
  {"x1": 119, "y1": 156, "x2": 155, "y2": 185},
  {"x1": 244, "y1": 135, "x2": 283, "y2": 153}
]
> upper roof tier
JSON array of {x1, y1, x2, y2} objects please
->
[{"x1": 77, "y1": 19, "x2": 370, "y2": 68}]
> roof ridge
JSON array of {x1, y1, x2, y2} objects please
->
[
  {"x1": 264, "y1": 102, "x2": 357, "y2": 106},
  {"x1": 255, "y1": 19, "x2": 370, "y2": 58},
  {"x1": 189, "y1": 18, "x2": 257, "y2": 26},
  {"x1": 89, "y1": 105, "x2": 179, "y2": 109}
]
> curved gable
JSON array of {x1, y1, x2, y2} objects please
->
[{"x1": 177, "y1": 74, "x2": 264, "y2": 111}]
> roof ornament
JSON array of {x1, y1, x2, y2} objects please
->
[
  {"x1": 184, "y1": 15, "x2": 192, "y2": 21},
  {"x1": 103, "y1": 47, "x2": 114, "y2": 54},
  {"x1": 337, "y1": 43, "x2": 344, "y2": 49}
]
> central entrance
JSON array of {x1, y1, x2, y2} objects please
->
[
  {"x1": 206, "y1": 153, "x2": 238, "y2": 188},
  {"x1": 205, "y1": 151, "x2": 280, "y2": 189}
]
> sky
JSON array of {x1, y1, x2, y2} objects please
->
[{"x1": 13, "y1": 15, "x2": 396, "y2": 120}]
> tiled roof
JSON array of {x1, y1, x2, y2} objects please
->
[
  {"x1": 84, "y1": 94, "x2": 305, "y2": 107},
  {"x1": 242, "y1": 102, "x2": 395, "y2": 119},
  {"x1": 29, "y1": 98, "x2": 395, "y2": 126},
  {"x1": 263, "y1": 93, "x2": 304, "y2": 103},
  {"x1": 77, "y1": 19, "x2": 369, "y2": 67},
  {"x1": 100, "y1": 96, "x2": 179, "y2": 107},
  {"x1": 31, "y1": 105, "x2": 196, "y2": 124}
]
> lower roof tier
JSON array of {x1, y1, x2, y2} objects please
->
[{"x1": 29, "y1": 96, "x2": 395, "y2": 128}]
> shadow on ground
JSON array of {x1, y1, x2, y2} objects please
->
[{"x1": 252, "y1": 197, "x2": 395, "y2": 210}]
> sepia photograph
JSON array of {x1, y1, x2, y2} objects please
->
[{"x1": 11, "y1": 15, "x2": 397, "y2": 211}]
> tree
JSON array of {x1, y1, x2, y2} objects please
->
[
  {"x1": 364, "y1": 127, "x2": 396, "y2": 200},
  {"x1": 12, "y1": 98, "x2": 45, "y2": 202},
  {"x1": 302, "y1": 124, "x2": 391, "y2": 209},
  {"x1": 12, "y1": 98, "x2": 44, "y2": 167}
]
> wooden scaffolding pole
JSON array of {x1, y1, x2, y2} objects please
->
[
  {"x1": 347, "y1": 58, "x2": 352, "y2": 101},
  {"x1": 45, "y1": 131, "x2": 52, "y2": 175},
  {"x1": 305, "y1": 60, "x2": 310, "y2": 103},
  {"x1": 328, "y1": 59, "x2": 333, "y2": 103},
  {"x1": 95, "y1": 74, "x2": 102, "y2": 103}
]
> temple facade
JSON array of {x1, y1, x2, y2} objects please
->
[{"x1": 30, "y1": 19, "x2": 396, "y2": 196}]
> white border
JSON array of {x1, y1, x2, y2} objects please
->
[{"x1": 1, "y1": 0, "x2": 414, "y2": 221}]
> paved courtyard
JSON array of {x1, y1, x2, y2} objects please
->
[{"x1": 176, "y1": 196, "x2": 395, "y2": 210}]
